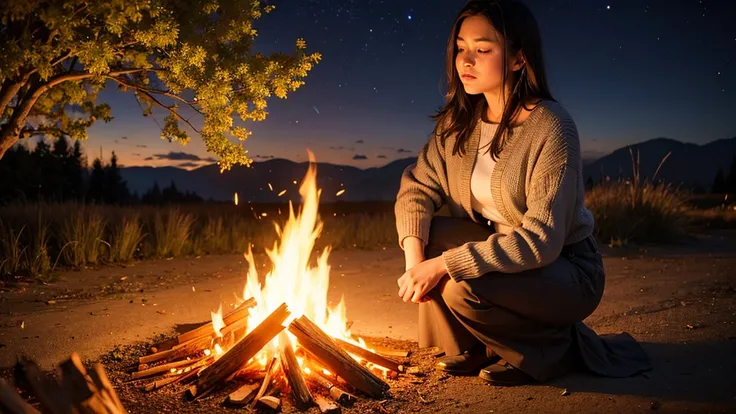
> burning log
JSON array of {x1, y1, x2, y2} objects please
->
[
  {"x1": 277, "y1": 332, "x2": 314, "y2": 410},
  {"x1": 288, "y1": 316, "x2": 390, "y2": 399},
  {"x1": 314, "y1": 394, "x2": 341, "y2": 414},
  {"x1": 305, "y1": 370, "x2": 356, "y2": 407},
  {"x1": 177, "y1": 297, "x2": 256, "y2": 344},
  {"x1": 139, "y1": 308, "x2": 250, "y2": 366},
  {"x1": 332, "y1": 338, "x2": 403, "y2": 373},
  {"x1": 191, "y1": 303, "x2": 290, "y2": 398},
  {"x1": 250, "y1": 356, "x2": 278, "y2": 409}
]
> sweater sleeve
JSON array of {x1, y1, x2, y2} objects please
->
[
  {"x1": 394, "y1": 132, "x2": 450, "y2": 250},
  {"x1": 441, "y1": 128, "x2": 580, "y2": 281}
]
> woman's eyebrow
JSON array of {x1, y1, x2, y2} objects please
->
[{"x1": 456, "y1": 36, "x2": 495, "y2": 43}]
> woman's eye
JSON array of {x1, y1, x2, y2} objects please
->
[
  {"x1": 478, "y1": 49, "x2": 490, "y2": 54},
  {"x1": 457, "y1": 47, "x2": 465, "y2": 52}
]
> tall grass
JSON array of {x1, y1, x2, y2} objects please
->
[
  {"x1": 59, "y1": 207, "x2": 107, "y2": 267},
  {"x1": 150, "y1": 209, "x2": 194, "y2": 258},
  {"x1": 110, "y1": 215, "x2": 145, "y2": 263},
  {"x1": 585, "y1": 150, "x2": 690, "y2": 245}
]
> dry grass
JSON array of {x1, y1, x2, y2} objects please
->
[
  {"x1": 0, "y1": 202, "x2": 398, "y2": 281},
  {"x1": 1, "y1": 150, "x2": 730, "y2": 280}
]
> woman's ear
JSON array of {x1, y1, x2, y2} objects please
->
[{"x1": 510, "y1": 50, "x2": 526, "y2": 72}]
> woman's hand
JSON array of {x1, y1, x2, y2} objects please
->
[{"x1": 397, "y1": 256, "x2": 449, "y2": 303}]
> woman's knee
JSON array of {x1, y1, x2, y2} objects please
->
[
  {"x1": 424, "y1": 216, "x2": 491, "y2": 259},
  {"x1": 438, "y1": 276, "x2": 476, "y2": 313}
]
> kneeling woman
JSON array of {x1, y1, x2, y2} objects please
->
[{"x1": 394, "y1": 0, "x2": 651, "y2": 386}]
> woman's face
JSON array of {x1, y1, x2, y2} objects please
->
[{"x1": 455, "y1": 15, "x2": 515, "y2": 96}]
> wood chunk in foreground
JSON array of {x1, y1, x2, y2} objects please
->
[
  {"x1": 278, "y1": 331, "x2": 314, "y2": 410},
  {"x1": 194, "y1": 303, "x2": 290, "y2": 396},
  {"x1": 288, "y1": 316, "x2": 390, "y2": 399},
  {"x1": 0, "y1": 378, "x2": 39, "y2": 414},
  {"x1": 11, "y1": 353, "x2": 125, "y2": 414},
  {"x1": 224, "y1": 382, "x2": 260, "y2": 407},
  {"x1": 314, "y1": 394, "x2": 341, "y2": 414}
]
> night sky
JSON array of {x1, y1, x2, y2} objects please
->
[{"x1": 84, "y1": 0, "x2": 736, "y2": 170}]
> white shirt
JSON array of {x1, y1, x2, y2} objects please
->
[{"x1": 470, "y1": 121, "x2": 511, "y2": 233}]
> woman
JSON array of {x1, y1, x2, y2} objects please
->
[{"x1": 394, "y1": 0, "x2": 651, "y2": 386}]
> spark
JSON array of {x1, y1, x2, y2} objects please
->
[
  {"x1": 278, "y1": 189, "x2": 287, "y2": 196},
  {"x1": 313, "y1": 105, "x2": 320, "y2": 114},
  {"x1": 336, "y1": 189, "x2": 346, "y2": 196}
]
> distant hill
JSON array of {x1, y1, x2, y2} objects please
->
[
  {"x1": 120, "y1": 137, "x2": 736, "y2": 201},
  {"x1": 582, "y1": 137, "x2": 736, "y2": 191},
  {"x1": 121, "y1": 157, "x2": 418, "y2": 203}
]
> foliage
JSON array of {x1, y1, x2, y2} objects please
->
[{"x1": 0, "y1": 0, "x2": 321, "y2": 170}]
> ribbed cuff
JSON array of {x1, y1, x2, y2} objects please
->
[
  {"x1": 396, "y1": 215, "x2": 431, "y2": 250},
  {"x1": 441, "y1": 245, "x2": 481, "y2": 282}
]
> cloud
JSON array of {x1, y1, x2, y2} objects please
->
[
  {"x1": 330, "y1": 146, "x2": 344, "y2": 150},
  {"x1": 121, "y1": 136, "x2": 129, "y2": 140},
  {"x1": 144, "y1": 157, "x2": 153, "y2": 161},
  {"x1": 255, "y1": 155, "x2": 275, "y2": 159},
  {"x1": 203, "y1": 157, "x2": 218, "y2": 162},
  {"x1": 355, "y1": 139, "x2": 364, "y2": 144},
  {"x1": 352, "y1": 154, "x2": 368, "y2": 160},
  {"x1": 151, "y1": 151, "x2": 206, "y2": 161},
  {"x1": 136, "y1": 145, "x2": 148, "y2": 148},
  {"x1": 377, "y1": 155, "x2": 387, "y2": 158},
  {"x1": 397, "y1": 148, "x2": 412, "y2": 153},
  {"x1": 133, "y1": 153, "x2": 141, "y2": 156},
  {"x1": 179, "y1": 162, "x2": 199, "y2": 168}
]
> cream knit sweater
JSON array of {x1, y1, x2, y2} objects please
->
[{"x1": 394, "y1": 100, "x2": 595, "y2": 282}]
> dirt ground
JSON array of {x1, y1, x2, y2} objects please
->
[{"x1": 1, "y1": 230, "x2": 735, "y2": 413}]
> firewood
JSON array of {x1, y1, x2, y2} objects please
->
[
  {"x1": 194, "y1": 303, "x2": 290, "y2": 396},
  {"x1": 58, "y1": 353, "x2": 113, "y2": 414},
  {"x1": 288, "y1": 316, "x2": 390, "y2": 399},
  {"x1": 250, "y1": 356, "x2": 277, "y2": 408},
  {"x1": 177, "y1": 297, "x2": 256, "y2": 344},
  {"x1": 332, "y1": 338, "x2": 402, "y2": 373},
  {"x1": 306, "y1": 370, "x2": 356, "y2": 407},
  {"x1": 87, "y1": 363, "x2": 125, "y2": 413},
  {"x1": 256, "y1": 395, "x2": 281, "y2": 411},
  {"x1": 314, "y1": 394, "x2": 341, "y2": 414},
  {"x1": 0, "y1": 378, "x2": 39, "y2": 414},
  {"x1": 142, "y1": 376, "x2": 180, "y2": 392},
  {"x1": 132, "y1": 357, "x2": 204, "y2": 380},
  {"x1": 140, "y1": 314, "x2": 250, "y2": 366},
  {"x1": 14, "y1": 356, "x2": 69, "y2": 414},
  {"x1": 366, "y1": 344, "x2": 410, "y2": 358},
  {"x1": 224, "y1": 382, "x2": 260, "y2": 407},
  {"x1": 277, "y1": 332, "x2": 313, "y2": 410}
]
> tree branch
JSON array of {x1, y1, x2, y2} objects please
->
[
  {"x1": 20, "y1": 125, "x2": 71, "y2": 139},
  {"x1": 135, "y1": 89, "x2": 201, "y2": 134},
  {"x1": 106, "y1": 75, "x2": 201, "y2": 113}
]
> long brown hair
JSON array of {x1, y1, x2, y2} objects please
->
[{"x1": 431, "y1": 0, "x2": 554, "y2": 159}]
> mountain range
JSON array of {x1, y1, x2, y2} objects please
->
[{"x1": 121, "y1": 137, "x2": 736, "y2": 202}]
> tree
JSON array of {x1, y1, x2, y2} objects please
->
[
  {"x1": 711, "y1": 169, "x2": 727, "y2": 193},
  {"x1": 104, "y1": 151, "x2": 129, "y2": 204},
  {"x1": 727, "y1": 156, "x2": 736, "y2": 194},
  {"x1": 0, "y1": 1, "x2": 321, "y2": 170},
  {"x1": 88, "y1": 158, "x2": 105, "y2": 203}
]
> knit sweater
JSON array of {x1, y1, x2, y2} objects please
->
[{"x1": 394, "y1": 100, "x2": 595, "y2": 282}]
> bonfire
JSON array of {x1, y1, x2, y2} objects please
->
[{"x1": 130, "y1": 151, "x2": 405, "y2": 411}]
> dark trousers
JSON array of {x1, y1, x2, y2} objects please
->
[{"x1": 418, "y1": 216, "x2": 606, "y2": 382}]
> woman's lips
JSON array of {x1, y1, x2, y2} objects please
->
[{"x1": 461, "y1": 74, "x2": 476, "y2": 80}]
